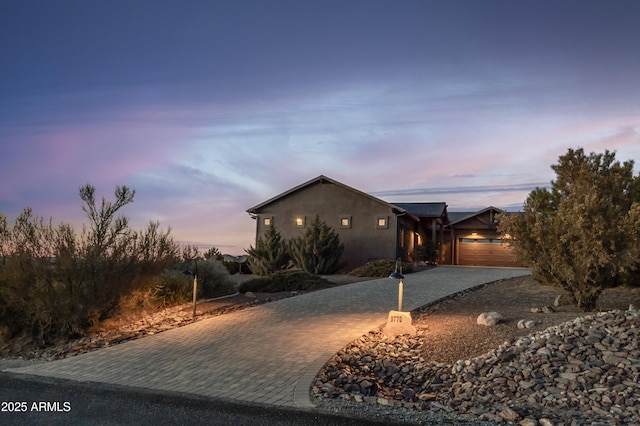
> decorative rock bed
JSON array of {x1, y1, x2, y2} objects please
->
[{"x1": 313, "y1": 310, "x2": 640, "y2": 425}]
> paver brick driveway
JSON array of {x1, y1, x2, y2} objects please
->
[{"x1": 6, "y1": 266, "x2": 530, "y2": 407}]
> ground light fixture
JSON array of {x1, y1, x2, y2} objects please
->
[
  {"x1": 182, "y1": 260, "x2": 198, "y2": 321},
  {"x1": 388, "y1": 258, "x2": 404, "y2": 311},
  {"x1": 384, "y1": 258, "x2": 416, "y2": 336}
]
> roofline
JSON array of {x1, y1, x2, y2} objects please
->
[
  {"x1": 446, "y1": 206, "x2": 505, "y2": 226},
  {"x1": 246, "y1": 175, "x2": 419, "y2": 221},
  {"x1": 390, "y1": 202, "x2": 449, "y2": 219}
]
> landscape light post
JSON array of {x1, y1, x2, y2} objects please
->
[
  {"x1": 182, "y1": 259, "x2": 198, "y2": 321},
  {"x1": 388, "y1": 258, "x2": 404, "y2": 311}
]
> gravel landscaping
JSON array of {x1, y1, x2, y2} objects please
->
[{"x1": 312, "y1": 276, "x2": 640, "y2": 425}]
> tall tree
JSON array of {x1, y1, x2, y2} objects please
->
[
  {"x1": 289, "y1": 215, "x2": 345, "y2": 275},
  {"x1": 498, "y1": 148, "x2": 640, "y2": 310},
  {"x1": 245, "y1": 226, "x2": 290, "y2": 276}
]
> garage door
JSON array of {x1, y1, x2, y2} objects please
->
[{"x1": 458, "y1": 238, "x2": 522, "y2": 267}]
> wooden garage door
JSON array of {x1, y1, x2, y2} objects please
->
[{"x1": 458, "y1": 238, "x2": 522, "y2": 267}]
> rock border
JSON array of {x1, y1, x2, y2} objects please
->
[{"x1": 313, "y1": 310, "x2": 640, "y2": 425}]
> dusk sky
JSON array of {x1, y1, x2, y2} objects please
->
[{"x1": 1, "y1": 0, "x2": 639, "y2": 255}]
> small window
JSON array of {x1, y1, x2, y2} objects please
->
[
  {"x1": 340, "y1": 217, "x2": 351, "y2": 228},
  {"x1": 295, "y1": 217, "x2": 305, "y2": 227},
  {"x1": 376, "y1": 217, "x2": 388, "y2": 229},
  {"x1": 263, "y1": 217, "x2": 272, "y2": 226},
  {"x1": 461, "y1": 238, "x2": 493, "y2": 243}
]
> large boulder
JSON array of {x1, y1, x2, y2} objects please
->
[{"x1": 476, "y1": 311, "x2": 504, "y2": 326}]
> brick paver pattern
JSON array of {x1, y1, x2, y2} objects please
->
[{"x1": 6, "y1": 266, "x2": 530, "y2": 407}]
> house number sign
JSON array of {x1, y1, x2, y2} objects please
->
[{"x1": 383, "y1": 310, "x2": 416, "y2": 336}]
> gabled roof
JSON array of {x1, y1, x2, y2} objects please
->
[
  {"x1": 391, "y1": 202, "x2": 448, "y2": 219},
  {"x1": 446, "y1": 206, "x2": 505, "y2": 226},
  {"x1": 247, "y1": 175, "x2": 419, "y2": 221}
]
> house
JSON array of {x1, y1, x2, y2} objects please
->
[
  {"x1": 246, "y1": 175, "x2": 522, "y2": 271},
  {"x1": 442, "y1": 207, "x2": 522, "y2": 267}
]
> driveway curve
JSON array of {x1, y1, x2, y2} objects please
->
[{"x1": 6, "y1": 266, "x2": 530, "y2": 408}]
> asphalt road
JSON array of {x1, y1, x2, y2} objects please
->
[{"x1": 0, "y1": 372, "x2": 401, "y2": 426}]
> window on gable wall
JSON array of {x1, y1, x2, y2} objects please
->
[
  {"x1": 263, "y1": 217, "x2": 272, "y2": 226},
  {"x1": 340, "y1": 217, "x2": 351, "y2": 228}
]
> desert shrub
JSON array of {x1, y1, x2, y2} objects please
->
[
  {"x1": 289, "y1": 215, "x2": 345, "y2": 274},
  {"x1": 245, "y1": 226, "x2": 290, "y2": 276},
  {"x1": 349, "y1": 259, "x2": 414, "y2": 277},
  {"x1": 0, "y1": 256, "x2": 87, "y2": 344},
  {"x1": 238, "y1": 270, "x2": 332, "y2": 293},
  {"x1": 0, "y1": 184, "x2": 180, "y2": 346},
  {"x1": 153, "y1": 270, "x2": 192, "y2": 307},
  {"x1": 196, "y1": 259, "x2": 236, "y2": 298},
  {"x1": 112, "y1": 285, "x2": 159, "y2": 324}
]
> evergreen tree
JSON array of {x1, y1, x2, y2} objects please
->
[
  {"x1": 245, "y1": 226, "x2": 290, "y2": 276},
  {"x1": 498, "y1": 148, "x2": 640, "y2": 311},
  {"x1": 289, "y1": 215, "x2": 345, "y2": 275}
]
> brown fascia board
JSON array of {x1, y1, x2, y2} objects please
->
[{"x1": 246, "y1": 175, "x2": 419, "y2": 221}]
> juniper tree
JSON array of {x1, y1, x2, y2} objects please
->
[
  {"x1": 289, "y1": 215, "x2": 345, "y2": 275},
  {"x1": 498, "y1": 148, "x2": 640, "y2": 311},
  {"x1": 245, "y1": 225, "x2": 290, "y2": 276}
]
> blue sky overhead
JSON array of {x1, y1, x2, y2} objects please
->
[{"x1": 1, "y1": 0, "x2": 639, "y2": 254}]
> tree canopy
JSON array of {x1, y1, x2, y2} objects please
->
[{"x1": 498, "y1": 148, "x2": 640, "y2": 311}]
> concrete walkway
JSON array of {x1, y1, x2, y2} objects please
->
[{"x1": 5, "y1": 266, "x2": 529, "y2": 408}]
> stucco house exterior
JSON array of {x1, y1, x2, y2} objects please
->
[
  {"x1": 247, "y1": 175, "x2": 521, "y2": 271},
  {"x1": 442, "y1": 207, "x2": 521, "y2": 267}
]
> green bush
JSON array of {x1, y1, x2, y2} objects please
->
[
  {"x1": 289, "y1": 215, "x2": 345, "y2": 274},
  {"x1": 349, "y1": 259, "x2": 414, "y2": 277},
  {"x1": 153, "y1": 270, "x2": 192, "y2": 307},
  {"x1": 196, "y1": 259, "x2": 236, "y2": 298},
  {"x1": 238, "y1": 270, "x2": 332, "y2": 293},
  {"x1": 246, "y1": 226, "x2": 290, "y2": 276}
]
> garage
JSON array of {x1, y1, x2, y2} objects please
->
[{"x1": 458, "y1": 238, "x2": 522, "y2": 267}]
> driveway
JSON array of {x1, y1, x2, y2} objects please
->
[{"x1": 5, "y1": 266, "x2": 530, "y2": 408}]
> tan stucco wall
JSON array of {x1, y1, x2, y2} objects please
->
[{"x1": 253, "y1": 180, "x2": 399, "y2": 271}]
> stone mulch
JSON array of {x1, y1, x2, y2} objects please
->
[{"x1": 313, "y1": 277, "x2": 640, "y2": 425}]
